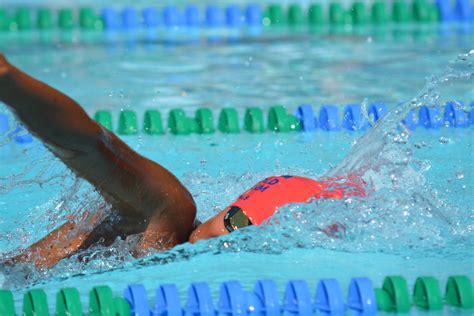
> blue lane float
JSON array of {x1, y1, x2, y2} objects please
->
[
  {"x1": 124, "y1": 284, "x2": 149, "y2": 315},
  {"x1": 470, "y1": 101, "x2": 474, "y2": 124},
  {"x1": 219, "y1": 281, "x2": 248, "y2": 316},
  {"x1": 283, "y1": 280, "x2": 313, "y2": 316},
  {"x1": 436, "y1": 0, "x2": 473, "y2": 21},
  {"x1": 419, "y1": 106, "x2": 443, "y2": 129},
  {"x1": 444, "y1": 101, "x2": 468, "y2": 128},
  {"x1": 455, "y1": 0, "x2": 472, "y2": 21},
  {"x1": 122, "y1": 7, "x2": 139, "y2": 29},
  {"x1": 347, "y1": 278, "x2": 377, "y2": 316},
  {"x1": 251, "y1": 280, "x2": 280, "y2": 316},
  {"x1": 206, "y1": 5, "x2": 222, "y2": 28},
  {"x1": 143, "y1": 7, "x2": 159, "y2": 28},
  {"x1": 245, "y1": 4, "x2": 262, "y2": 27},
  {"x1": 319, "y1": 105, "x2": 341, "y2": 131},
  {"x1": 314, "y1": 279, "x2": 345, "y2": 316},
  {"x1": 101, "y1": 8, "x2": 120, "y2": 30},
  {"x1": 164, "y1": 6, "x2": 182, "y2": 28},
  {"x1": 295, "y1": 104, "x2": 317, "y2": 132},
  {"x1": 403, "y1": 109, "x2": 418, "y2": 130},
  {"x1": 155, "y1": 284, "x2": 181, "y2": 316},
  {"x1": 185, "y1": 5, "x2": 200, "y2": 28},
  {"x1": 186, "y1": 282, "x2": 215, "y2": 316},
  {"x1": 437, "y1": 0, "x2": 455, "y2": 21},
  {"x1": 343, "y1": 104, "x2": 369, "y2": 131},
  {"x1": 226, "y1": 5, "x2": 242, "y2": 27},
  {"x1": 368, "y1": 103, "x2": 388, "y2": 124}
]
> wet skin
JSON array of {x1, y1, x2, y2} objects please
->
[{"x1": 0, "y1": 54, "x2": 198, "y2": 268}]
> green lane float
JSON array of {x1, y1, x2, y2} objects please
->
[
  {"x1": 114, "y1": 297, "x2": 131, "y2": 315},
  {"x1": 288, "y1": 4, "x2": 305, "y2": 26},
  {"x1": 445, "y1": 276, "x2": 474, "y2": 309},
  {"x1": 218, "y1": 108, "x2": 240, "y2": 134},
  {"x1": 351, "y1": 2, "x2": 367, "y2": 25},
  {"x1": 372, "y1": 1, "x2": 389, "y2": 24},
  {"x1": 168, "y1": 108, "x2": 215, "y2": 135},
  {"x1": 308, "y1": 4, "x2": 324, "y2": 25},
  {"x1": 168, "y1": 109, "x2": 193, "y2": 135},
  {"x1": 393, "y1": 0, "x2": 412, "y2": 23},
  {"x1": 143, "y1": 110, "x2": 164, "y2": 135},
  {"x1": 94, "y1": 110, "x2": 113, "y2": 131},
  {"x1": 56, "y1": 288, "x2": 83, "y2": 316},
  {"x1": 118, "y1": 110, "x2": 138, "y2": 135},
  {"x1": 374, "y1": 276, "x2": 411, "y2": 313},
  {"x1": 23, "y1": 289, "x2": 50, "y2": 316},
  {"x1": 90, "y1": 286, "x2": 114, "y2": 315},
  {"x1": 0, "y1": 9, "x2": 9, "y2": 31},
  {"x1": 37, "y1": 9, "x2": 53, "y2": 30},
  {"x1": 79, "y1": 7, "x2": 103, "y2": 30},
  {"x1": 195, "y1": 108, "x2": 215, "y2": 134},
  {"x1": 266, "y1": 4, "x2": 285, "y2": 26},
  {"x1": 90, "y1": 285, "x2": 130, "y2": 316},
  {"x1": 15, "y1": 8, "x2": 32, "y2": 31},
  {"x1": 413, "y1": 277, "x2": 443, "y2": 310},
  {"x1": 0, "y1": 290, "x2": 15, "y2": 316},
  {"x1": 413, "y1": 0, "x2": 430, "y2": 22},
  {"x1": 58, "y1": 9, "x2": 74, "y2": 30},
  {"x1": 267, "y1": 105, "x2": 301, "y2": 132},
  {"x1": 90, "y1": 286, "x2": 131, "y2": 316},
  {"x1": 329, "y1": 2, "x2": 345, "y2": 25},
  {"x1": 244, "y1": 107, "x2": 265, "y2": 133}
]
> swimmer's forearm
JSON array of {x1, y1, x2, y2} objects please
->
[
  {"x1": 9, "y1": 221, "x2": 87, "y2": 269},
  {"x1": 0, "y1": 54, "x2": 101, "y2": 153}
]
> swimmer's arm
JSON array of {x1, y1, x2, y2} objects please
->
[
  {"x1": 0, "y1": 54, "x2": 103, "y2": 154},
  {"x1": 0, "y1": 54, "x2": 196, "y2": 218},
  {"x1": 8, "y1": 221, "x2": 89, "y2": 269},
  {"x1": 0, "y1": 54, "x2": 197, "y2": 246}
]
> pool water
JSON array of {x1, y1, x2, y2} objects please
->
[{"x1": 0, "y1": 18, "x2": 473, "y2": 314}]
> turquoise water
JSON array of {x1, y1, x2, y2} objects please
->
[{"x1": 0, "y1": 21, "x2": 473, "y2": 314}]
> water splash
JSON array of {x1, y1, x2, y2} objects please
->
[
  {"x1": 329, "y1": 50, "x2": 473, "y2": 177},
  {"x1": 0, "y1": 51, "x2": 473, "y2": 288}
]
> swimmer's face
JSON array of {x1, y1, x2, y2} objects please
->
[{"x1": 188, "y1": 207, "x2": 231, "y2": 243}]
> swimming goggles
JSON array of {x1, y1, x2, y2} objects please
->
[{"x1": 223, "y1": 206, "x2": 252, "y2": 232}]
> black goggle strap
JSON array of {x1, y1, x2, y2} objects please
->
[{"x1": 223, "y1": 206, "x2": 252, "y2": 232}]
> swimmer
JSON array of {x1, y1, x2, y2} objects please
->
[{"x1": 0, "y1": 54, "x2": 366, "y2": 269}]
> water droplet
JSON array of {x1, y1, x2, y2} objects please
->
[{"x1": 438, "y1": 136, "x2": 451, "y2": 144}]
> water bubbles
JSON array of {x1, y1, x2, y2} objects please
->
[
  {"x1": 413, "y1": 141, "x2": 427, "y2": 149},
  {"x1": 455, "y1": 171, "x2": 464, "y2": 179},
  {"x1": 438, "y1": 136, "x2": 452, "y2": 144}
]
